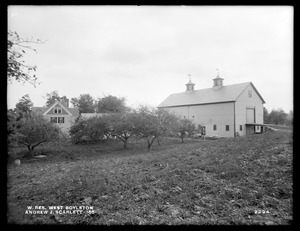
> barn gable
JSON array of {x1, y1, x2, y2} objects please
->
[{"x1": 235, "y1": 82, "x2": 265, "y2": 104}]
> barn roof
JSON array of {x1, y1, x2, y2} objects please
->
[{"x1": 157, "y1": 82, "x2": 265, "y2": 108}]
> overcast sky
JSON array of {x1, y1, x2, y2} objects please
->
[{"x1": 7, "y1": 5, "x2": 293, "y2": 112}]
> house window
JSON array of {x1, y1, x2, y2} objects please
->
[
  {"x1": 240, "y1": 125, "x2": 243, "y2": 131},
  {"x1": 248, "y1": 90, "x2": 252, "y2": 98},
  {"x1": 213, "y1": 125, "x2": 217, "y2": 131},
  {"x1": 58, "y1": 117, "x2": 65, "y2": 123},
  {"x1": 53, "y1": 107, "x2": 62, "y2": 114},
  {"x1": 50, "y1": 117, "x2": 57, "y2": 123},
  {"x1": 226, "y1": 125, "x2": 230, "y2": 131}
]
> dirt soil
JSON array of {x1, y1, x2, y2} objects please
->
[{"x1": 7, "y1": 128, "x2": 293, "y2": 225}]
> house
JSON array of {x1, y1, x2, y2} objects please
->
[
  {"x1": 157, "y1": 75, "x2": 266, "y2": 137},
  {"x1": 32, "y1": 97, "x2": 79, "y2": 134}
]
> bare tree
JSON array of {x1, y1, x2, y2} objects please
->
[{"x1": 7, "y1": 31, "x2": 44, "y2": 86}]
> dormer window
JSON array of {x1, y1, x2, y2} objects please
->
[{"x1": 53, "y1": 107, "x2": 62, "y2": 114}]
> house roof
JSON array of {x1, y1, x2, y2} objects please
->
[
  {"x1": 80, "y1": 113, "x2": 111, "y2": 119},
  {"x1": 157, "y1": 82, "x2": 265, "y2": 108},
  {"x1": 32, "y1": 107, "x2": 48, "y2": 114},
  {"x1": 32, "y1": 100, "x2": 79, "y2": 116},
  {"x1": 68, "y1": 108, "x2": 80, "y2": 116}
]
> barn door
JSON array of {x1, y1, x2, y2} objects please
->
[{"x1": 246, "y1": 108, "x2": 255, "y2": 123}]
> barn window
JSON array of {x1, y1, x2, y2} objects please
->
[
  {"x1": 50, "y1": 117, "x2": 57, "y2": 123},
  {"x1": 58, "y1": 117, "x2": 65, "y2": 123},
  {"x1": 213, "y1": 125, "x2": 217, "y2": 131},
  {"x1": 240, "y1": 125, "x2": 243, "y2": 131},
  {"x1": 226, "y1": 125, "x2": 230, "y2": 131},
  {"x1": 248, "y1": 90, "x2": 252, "y2": 98}
]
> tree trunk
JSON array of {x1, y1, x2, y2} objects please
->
[
  {"x1": 123, "y1": 139, "x2": 128, "y2": 149},
  {"x1": 27, "y1": 145, "x2": 34, "y2": 156},
  {"x1": 181, "y1": 137, "x2": 184, "y2": 143},
  {"x1": 147, "y1": 136, "x2": 156, "y2": 151},
  {"x1": 147, "y1": 141, "x2": 151, "y2": 151},
  {"x1": 117, "y1": 135, "x2": 128, "y2": 149},
  {"x1": 157, "y1": 138, "x2": 160, "y2": 146}
]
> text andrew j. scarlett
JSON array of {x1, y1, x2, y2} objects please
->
[{"x1": 24, "y1": 206, "x2": 95, "y2": 215}]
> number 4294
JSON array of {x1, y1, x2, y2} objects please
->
[{"x1": 255, "y1": 209, "x2": 270, "y2": 214}]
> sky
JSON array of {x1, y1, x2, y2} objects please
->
[{"x1": 7, "y1": 5, "x2": 293, "y2": 112}]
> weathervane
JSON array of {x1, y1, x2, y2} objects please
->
[
  {"x1": 216, "y1": 68, "x2": 220, "y2": 75},
  {"x1": 188, "y1": 74, "x2": 191, "y2": 81}
]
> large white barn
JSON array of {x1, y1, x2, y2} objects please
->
[{"x1": 157, "y1": 75, "x2": 266, "y2": 137}]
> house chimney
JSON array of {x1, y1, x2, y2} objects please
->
[{"x1": 60, "y1": 98, "x2": 69, "y2": 108}]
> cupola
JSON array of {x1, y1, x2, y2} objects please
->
[
  {"x1": 212, "y1": 74, "x2": 224, "y2": 89},
  {"x1": 185, "y1": 78, "x2": 195, "y2": 92}
]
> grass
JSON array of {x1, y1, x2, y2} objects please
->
[{"x1": 7, "y1": 130, "x2": 293, "y2": 225}]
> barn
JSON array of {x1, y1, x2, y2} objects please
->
[{"x1": 157, "y1": 75, "x2": 266, "y2": 137}]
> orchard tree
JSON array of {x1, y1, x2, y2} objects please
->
[
  {"x1": 69, "y1": 119, "x2": 88, "y2": 144},
  {"x1": 104, "y1": 113, "x2": 135, "y2": 149},
  {"x1": 15, "y1": 114, "x2": 61, "y2": 154},
  {"x1": 155, "y1": 109, "x2": 181, "y2": 144},
  {"x1": 96, "y1": 95, "x2": 129, "y2": 113},
  {"x1": 175, "y1": 118, "x2": 196, "y2": 143},
  {"x1": 7, "y1": 31, "x2": 44, "y2": 86},
  {"x1": 155, "y1": 110, "x2": 196, "y2": 143},
  {"x1": 131, "y1": 106, "x2": 162, "y2": 151},
  {"x1": 71, "y1": 94, "x2": 95, "y2": 114},
  {"x1": 69, "y1": 117, "x2": 110, "y2": 144}
]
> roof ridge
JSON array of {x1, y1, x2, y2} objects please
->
[
  {"x1": 171, "y1": 82, "x2": 251, "y2": 95},
  {"x1": 195, "y1": 81, "x2": 251, "y2": 91},
  {"x1": 157, "y1": 82, "x2": 256, "y2": 108}
]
